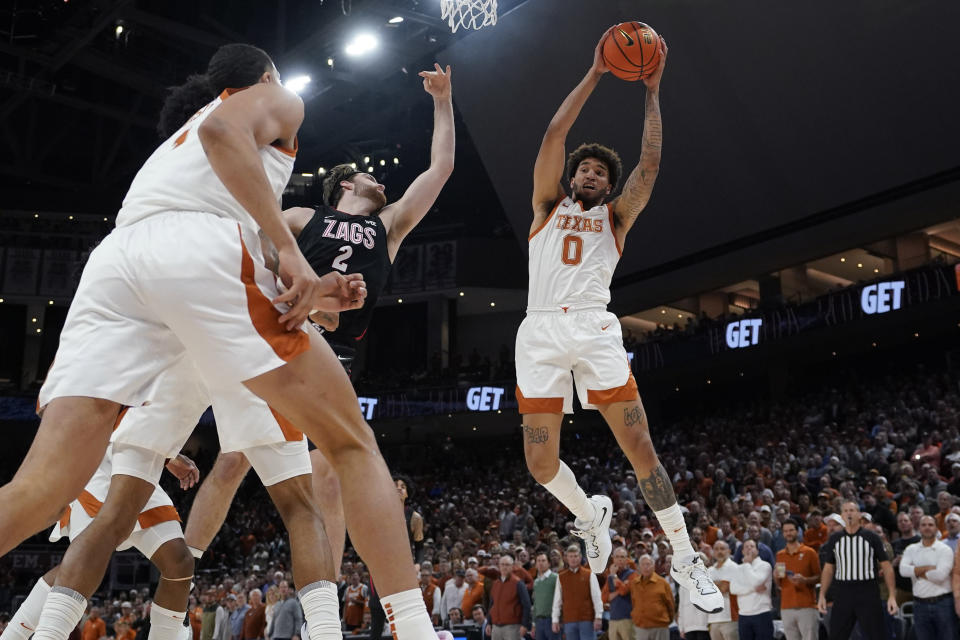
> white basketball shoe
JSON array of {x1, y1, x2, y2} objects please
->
[
  {"x1": 571, "y1": 495, "x2": 613, "y2": 573},
  {"x1": 671, "y1": 554, "x2": 724, "y2": 613}
]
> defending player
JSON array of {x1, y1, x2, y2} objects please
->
[
  {"x1": 181, "y1": 62, "x2": 455, "y2": 588},
  {"x1": 515, "y1": 30, "x2": 722, "y2": 613},
  {"x1": 0, "y1": 43, "x2": 439, "y2": 639}
]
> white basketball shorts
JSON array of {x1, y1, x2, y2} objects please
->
[
  {"x1": 515, "y1": 308, "x2": 638, "y2": 414},
  {"x1": 38, "y1": 211, "x2": 310, "y2": 411}
]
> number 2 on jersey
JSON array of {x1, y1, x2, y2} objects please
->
[
  {"x1": 332, "y1": 245, "x2": 353, "y2": 272},
  {"x1": 561, "y1": 234, "x2": 583, "y2": 265}
]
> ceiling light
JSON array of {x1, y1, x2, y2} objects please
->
[
  {"x1": 490, "y1": 302, "x2": 496, "y2": 307},
  {"x1": 345, "y1": 33, "x2": 378, "y2": 57},
  {"x1": 48, "y1": 300, "x2": 53, "y2": 305},
  {"x1": 34, "y1": 213, "x2": 38, "y2": 218},
  {"x1": 364, "y1": 156, "x2": 370, "y2": 164},
  {"x1": 857, "y1": 263, "x2": 863, "y2": 268},
  {"x1": 874, "y1": 268, "x2": 879, "y2": 273},
  {"x1": 350, "y1": 162, "x2": 357, "y2": 169},
  {"x1": 393, "y1": 157, "x2": 399, "y2": 164},
  {"x1": 388, "y1": 16, "x2": 404, "y2": 24},
  {"x1": 285, "y1": 75, "x2": 311, "y2": 94},
  {"x1": 115, "y1": 24, "x2": 124, "y2": 37},
  {"x1": 379, "y1": 159, "x2": 386, "y2": 166},
  {"x1": 397, "y1": 298, "x2": 403, "y2": 303},
  {"x1": 840, "y1": 257, "x2": 846, "y2": 262},
  {"x1": 327, "y1": 58, "x2": 334, "y2": 67},
  {"x1": 318, "y1": 167, "x2": 326, "y2": 175},
  {"x1": 661, "y1": 309, "x2": 666, "y2": 314},
  {"x1": 68, "y1": 215, "x2": 73, "y2": 220},
  {"x1": 300, "y1": 172, "x2": 313, "y2": 177},
  {"x1": 367, "y1": 166, "x2": 374, "y2": 173},
  {"x1": 0, "y1": 298, "x2": 4, "y2": 303},
  {"x1": 31, "y1": 318, "x2": 36, "y2": 323},
  {"x1": 459, "y1": 292, "x2": 464, "y2": 296},
  {"x1": 35, "y1": 328, "x2": 41, "y2": 334}
]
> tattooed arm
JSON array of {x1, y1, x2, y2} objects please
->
[{"x1": 611, "y1": 38, "x2": 668, "y2": 242}]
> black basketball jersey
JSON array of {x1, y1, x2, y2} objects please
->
[{"x1": 297, "y1": 204, "x2": 392, "y2": 344}]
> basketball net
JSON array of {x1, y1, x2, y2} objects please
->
[{"x1": 440, "y1": 0, "x2": 497, "y2": 32}]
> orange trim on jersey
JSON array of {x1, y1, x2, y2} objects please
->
[
  {"x1": 59, "y1": 505, "x2": 72, "y2": 529},
  {"x1": 173, "y1": 130, "x2": 189, "y2": 148},
  {"x1": 77, "y1": 490, "x2": 103, "y2": 518},
  {"x1": 607, "y1": 204, "x2": 623, "y2": 256},
  {"x1": 516, "y1": 386, "x2": 564, "y2": 414},
  {"x1": 528, "y1": 198, "x2": 564, "y2": 241},
  {"x1": 270, "y1": 137, "x2": 298, "y2": 157},
  {"x1": 268, "y1": 406, "x2": 305, "y2": 442},
  {"x1": 238, "y1": 225, "x2": 311, "y2": 364},
  {"x1": 219, "y1": 87, "x2": 246, "y2": 100},
  {"x1": 587, "y1": 371, "x2": 639, "y2": 405},
  {"x1": 138, "y1": 505, "x2": 181, "y2": 529},
  {"x1": 113, "y1": 406, "x2": 130, "y2": 432}
]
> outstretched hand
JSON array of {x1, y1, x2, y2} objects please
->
[
  {"x1": 592, "y1": 27, "x2": 614, "y2": 75},
  {"x1": 419, "y1": 63, "x2": 452, "y2": 100},
  {"x1": 642, "y1": 36, "x2": 668, "y2": 91}
]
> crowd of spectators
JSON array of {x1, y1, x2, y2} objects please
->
[{"x1": 1, "y1": 359, "x2": 959, "y2": 639}]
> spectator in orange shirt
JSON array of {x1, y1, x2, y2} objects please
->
[
  {"x1": 776, "y1": 520, "x2": 820, "y2": 640},
  {"x1": 627, "y1": 555, "x2": 674, "y2": 640},
  {"x1": 802, "y1": 510, "x2": 828, "y2": 552},
  {"x1": 81, "y1": 607, "x2": 106, "y2": 640},
  {"x1": 461, "y1": 569, "x2": 485, "y2": 615},
  {"x1": 114, "y1": 620, "x2": 136, "y2": 640},
  {"x1": 934, "y1": 492, "x2": 954, "y2": 536}
]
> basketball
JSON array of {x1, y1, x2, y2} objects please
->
[{"x1": 602, "y1": 22, "x2": 661, "y2": 81}]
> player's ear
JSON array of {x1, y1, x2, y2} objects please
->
[
  {"x1": 259, "y1": 70, "x2": 273, "y2": 84},
  {"x1": 340, "y1": 180, "x2": 354, "y2": 192}
]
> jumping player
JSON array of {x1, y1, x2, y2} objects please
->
[
  {"x1": 515, "y1": 30, "x2": 722, "y2": 613},
  {"x1": 0, "y1": 43, "x2": 439, "y2": 639}
]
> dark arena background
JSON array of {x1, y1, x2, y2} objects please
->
[{"x1": 1, "y1": 1, "x2": 959, "y2": 639}]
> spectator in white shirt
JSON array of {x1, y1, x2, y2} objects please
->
[
  {"x1": 439, "y1": 570, "x2": 468, "y2": 625},
  {"x1": 899, "y1": 515, "x2": 956, "y2": 640},
  {"x1": 677, "y1": 559, "x2": 710, "y2": 640},
  {"x1": 706, "y1": 540, "x2": 738, "y2": 640},
  {"x1": 730, "y1": 540, "x2": 772, "y2": 640}
]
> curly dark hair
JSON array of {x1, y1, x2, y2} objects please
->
[
  {"x1": 566, "y1": 142, "x2": 623, "y2": 192},
  {"x1": 322, "y1": 163, "x2": 361, "y2": 207},
  {"x1": 392, "y1": 473, "x2": 416, "y2": 499},
  {"x1": 157, "y1": 43, "x2": 273, "y2": 139}
]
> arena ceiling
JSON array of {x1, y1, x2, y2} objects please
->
[{"x1": 0, "y1": 0, "x2": 528, "y2": 217}]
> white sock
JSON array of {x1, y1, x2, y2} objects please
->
[
  {"x1": 298, "y1": 582, "x2": 341, "y2": 640},
  {"x1": 542, "y1": 461, "x2": 596, "y2": 524},
  {"x1": 1, "y1": 577, "x2": 51, "y2": 640},
  {"x1": 147, "y1": 603, "x2": 186, "y2": 640},
  {"x1": 187, "y1": 546, "x2": 204, "y2": 560},
  {"x1": 655, "y1": 503, "x2": 695, "y2": 560},
  {"x1": 380, "y1": 588, "x2": 437, "y2": 639},
  {"x1": 32, "y1": 588, "x2": 87, "y2": 640}
]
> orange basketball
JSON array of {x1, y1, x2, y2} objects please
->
[{"x1": 601, "y1": 22, "x2": 661, "y2": 82}]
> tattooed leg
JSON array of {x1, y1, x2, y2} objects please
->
[{"x1": 519, "y1": 412, "x2": 563, "y2": 484}]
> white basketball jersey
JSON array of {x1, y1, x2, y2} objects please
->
[
  {"x1": 116, "y1": 89, "x2": 296, "y2": 231},
  {"x1": 527, "y1": 197, "x2": 622, "y2": 310}
]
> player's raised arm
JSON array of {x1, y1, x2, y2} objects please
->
[
  {"x1": 532, "y1": 28, "x2": 613, "y2": 220},
  {"x1": 611, "y1": 38, "x2": 667, "y2": 237},
  {"x1": 380, "y1": 64, "x2": 455, "y2": 259}
]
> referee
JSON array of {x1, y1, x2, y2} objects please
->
[{"x1": 817, "y1": 500, "x2": 898, "y2": 639}]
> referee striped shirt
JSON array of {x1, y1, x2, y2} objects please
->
[{"x1": 821, "y1": 527, "x2": 888, "y2": 582}]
